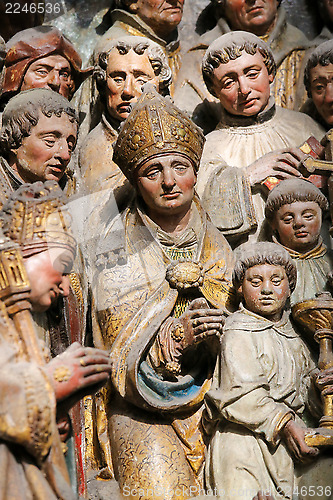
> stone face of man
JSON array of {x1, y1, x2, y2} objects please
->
[
  {"x1": 135, "y1": 153, "x2": 197, "y2": 219},
  {"x1": 134, "y1": 0, "x2": 184, "y2": 38},
  {"x1": 20, "y1": 55, "x2": 75, "y2": 99},
  {"x1": 211, "y1": 50, "x2": 273, "y2": 116},
  {"x1": 222, "y1": 0, "x2": 278, "y2": 37},
  {"x1": 12, "y1": 111, "x2": 77, "y2": 183},
  {"x1": 105, "y1": 49, "x2": 159, "y2": 123},
  {"x1": 24, "y1": 247, "x2": 73, "y2": 312},
  {"x1": 310, "y1": 62, "x2": 333, "y2": 127}
]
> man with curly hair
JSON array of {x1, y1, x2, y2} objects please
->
[
  {"x1": 79, "y1": 36, "x2": 171, "y2": 198},
  {"x1": 0, "y1": 87, "x2": 78, "y2": 206}
]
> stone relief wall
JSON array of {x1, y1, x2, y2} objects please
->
[
  {"x1": 1, "y1": 0, "x2": 325, "y2": 64},
  {"x1": 44, "y1": 0, "x2": 322, "y2": 64}
]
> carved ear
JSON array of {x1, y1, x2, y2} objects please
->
[{"x1": 237, "y1": 284, "x2": 243, "y2": 297}]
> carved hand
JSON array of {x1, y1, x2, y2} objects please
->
[
  {"x1": 175, "y1": 297, "x2": 225, "y2": 349},
  {"x1": 315, "y1": 367, "x2": 333, "y2": 396},
  {"x1": 281, "y1": 420, "x2": 319, "y2": 464},
  {"x1": 247, "y1": 147, "x2": 306, "y2": 186},
  {"x1": 46, "y1": 342, "x2": 111, "y2": 414}
]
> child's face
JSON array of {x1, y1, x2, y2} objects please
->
[
  {"x1": 272, "y1": 201, "x2": 322, "y2": 252},
  {"x1": 240, "y1": 264, "x2": 290, "y2": 322}
]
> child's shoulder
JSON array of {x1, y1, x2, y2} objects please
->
[{"x1": 224, "y1": 307, "x2": 266, "y2": 333}]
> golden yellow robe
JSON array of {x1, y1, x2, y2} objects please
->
[{"x1": 90, "y1": 198, "x2": 234, "y2": 499}]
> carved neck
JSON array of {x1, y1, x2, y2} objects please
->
[{"x1": 146, "y1": 205, "x2": 192, "y2": 236}]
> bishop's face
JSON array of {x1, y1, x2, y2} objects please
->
[
  {"x1": 135, "y1": 153, "x2": 197, "y2": 219},
  {"x1": 24, "y1": 247, "x2": 73, "y2": 312}
]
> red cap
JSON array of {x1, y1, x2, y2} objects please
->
[{"x1": 1, "y1": 26, "x2": 92, "y2": 101}]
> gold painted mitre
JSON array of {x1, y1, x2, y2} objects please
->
[
  {"x1": 0, "y1": 181, "x2": 76, "y2": 257},
  {"x1": 113, "y1": 85, "x2": 205, "y2": 181}
]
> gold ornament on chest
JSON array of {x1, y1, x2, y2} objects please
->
[{"x1": 166, "y1": 260, "x2": 204, "y2": 291}]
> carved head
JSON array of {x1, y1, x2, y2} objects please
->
[
  {"x1": 0, "y1": 26, "x2": 91, "y2": 104},
  {"x1": 113, "y1": 86, "x2": 204, "y2": 218},
  {"x1": 211, "y1": 0, "x2": 280, "y2": 36},
  {"x1": 233, "y1": 242, "x2": 296, "y2": 321},
  {"x1": 113, "y1": 85, "x2": 204, "y2": 182},
  {"x1": 95, "y1": 36, "x2": 172, "y2": 123},
  {"x1": 202, "y1": 31, "x2": 276, "y2": 116},
  {"x1": 0, "y1": 181, "x2": 76, "y2": 312},
  {"x1": 110, "y1": 0, "x2": 184, "y2": 39},
  {"x1": 0, "y1": 88, "x2": 78, "y2": 184},
  {"x1": 304, "y1": 40, "x2": 333, "y2": 127},
  {"x1": 265, "y1": 179, "x2": 328, "y2": 253}
]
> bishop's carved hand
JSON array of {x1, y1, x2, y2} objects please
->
[
  {"x1": 46, "y1": 342, "x2": 111, "y2": 415},
  {"x1": 174, "y1": 297, "x2": 225, "y2": 349}
]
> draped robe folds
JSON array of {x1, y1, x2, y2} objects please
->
[
  {"x1": 272, "y1": 237, "x2": 333, "y2": 307},
  {"x1": 196, "y1": 103, "x2": 325, "y2": 245},
  {"x1": 0, "y1": 300, "x2": 75, "y2": 500},
  {"x1": 90, "y1": 199, "x2": 234, "y2": 499},
  {"x1": 204, "y1": 306, "x2": 333, "y2": 500}
]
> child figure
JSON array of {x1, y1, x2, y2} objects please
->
[
  {"x1": 204, "y1": 243, "x2": 333, "y2": 500},
  {"x1": 265, "y1": 179, "x2": 332, "y2": 306}
]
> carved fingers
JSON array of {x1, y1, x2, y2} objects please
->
[
  {"x1": 247, "y1": 148, "x2": 305, "y2": 186},
  {"x1": 178, "y1": 306, "x2": 225, "y2": 348},
  {"x1": 46, "y1": 343, "x2": 111, "y2": 404},
  {"x1": 281, "y1": 420, "x2": 319, "y2": 464},
  {"x1": 191, "y1": 310, "x2": 224, "y2": 341},
  {"x1": 316, "y1": 367, "x2": 333, "y2": 395}
]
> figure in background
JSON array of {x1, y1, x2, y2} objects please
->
[
  {"x1": 302, "y1": 40, "x2": 333, "y2": 131},
  {"x1": 174, "y1": 0, "x2": 312, "y2": 133},
  {"x1": 265, "y1": 179, "x2": 332, "y2": 307},
  {"x1": 204, "y1": 242, "x2": 333, "y2": 500},
  {"x1": 89, "y1": 86, "x2": 234, "y2": 499},
  {"x1": 93, "y1": 0, "x2": 183, "y2": 90},
  {"x1": 78, "y1": 0, "x2": 182, "y2": 143},
  {"x1": 79, "y1": 36, "x2": 171, "y2": 198},
  {"x1": 0, "y1": 26, "x2": 91, "y2": 110},
  {"x1": 196, "y1": 32, "x2": 324, "y2": 247},
  {"x1": 0, "y1": 88, "x2": 78, "y2": 202},
  {"x1": 0, "y1": 181, "x2": 111, "y2": 499},
  {"x1": 314, "y1": 0, "x2": 333, "y2": 43},
  {"x1": 0, "y1": 91, "x2": 91, "y2": 492}
]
